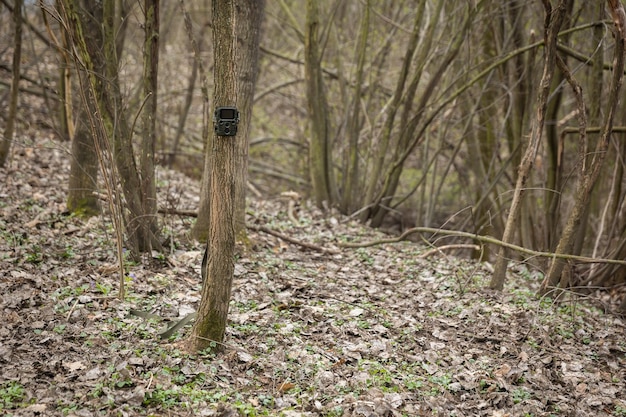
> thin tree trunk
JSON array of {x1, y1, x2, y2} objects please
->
[
  {"x1": 540, "y1": 0, "x2": 626, "y2": 295},
  {"x1": 101, "y1": 0, "x2": 160, "y2": 255},
  {"x1": 305, "y1": 0, "x2": 336, "y2": 208},
  {"x1": 233, "y1": 0, "x2": 265, "y2": 238},
  {"x1": 190, "y1": 0, "x2": 238, "y2": 352},
  {"x1": 369, "y1": 2, "x2": 471, "y2": 228},
  {"x1": 140, "y1": 0, "x2": 160, "y2": 252},
  {"x1": 57, "y1": 13, "x2": 74, "y2": 143},
  {"x1": 180, "y1": 0, "x2": 213, "y2": 242},
  {"x1": 340, "y1": 0, "x2": 369, "y2": 214},
  {"x1": 169, "y1": 53, "x2": 199, "y2": 167},
  {"x1": 0, "y1": 0, "x2": 22, "y2": 167},
  {"x1": 490, "y1": 0, "x2": 569, "y2": 291},
  {"x1": 359, "y1": 0, "x2": 426, "y2": 222}
]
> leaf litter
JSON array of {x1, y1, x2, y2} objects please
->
[{"x1": 0, "y1": 140, "x2": 625, "y2": 417}]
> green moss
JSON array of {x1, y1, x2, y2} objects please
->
[
  {"x1": 192, "y1": 309, "x2": 227, "y2": 353},
  {"x1": 67, "y1": 196, "x2": 99, "y2": 218}
]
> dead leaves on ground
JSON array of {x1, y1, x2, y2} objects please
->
[{"x1": 0, "y1": 142, "x2": 625, "y2": 416}]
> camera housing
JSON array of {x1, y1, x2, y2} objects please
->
[{"x1": 214, "y1": 106, "x2": 240, "y2": 136}]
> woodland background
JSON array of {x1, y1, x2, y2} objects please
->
[
  {"x1": 0, "y1": 0, "x2": 626, "y2": 300},
  {"x1": 1, "y1": 1, "x2": 626, "y2": 416},
  {"x1": 3, "y1": 2, "x2": 626, "y2": 304}
]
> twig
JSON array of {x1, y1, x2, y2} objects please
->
[{"x1": 66, "y1": 298, "x2": 79, "y2": 320}]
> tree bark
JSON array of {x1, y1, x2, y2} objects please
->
[
  {"x1": 340, "y1": 0, "x2": 369, "y2": 214},
  {"x1": 192, "y1": 0, "x2": 263, "y2": 241},
  {"x1": 0, "y1": 0, "x2": 22, "y2": 167},
  {"x1": 66, "y1": 0, "x2": 101, "y2": 217},
  {"x1": 67, "y1": 111, "x2": 100, "y2": 217},
  {"x1": 540, "y1": 0, "x2": 626, "y2": 295},
  {"x1": 304, "y1": 0, "x2": 336, "y2": 208},
  {"x1": 233, "y1": 0, "x2": 265, "y2": 238},
  {"x1": 181, "y1": 0, "x2": 213, "y2": 242},
  {"x1": 190, "y1": 0, "x2": 238, "y2": 352},
  {"x1": 140, "y1": 0, "x2": 160, "y2": 252}
]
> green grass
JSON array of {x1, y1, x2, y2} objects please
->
[{"x1": 0, "y1": 381, "x2": 26, "y2": 410}]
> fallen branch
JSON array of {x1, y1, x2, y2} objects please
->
[
  {"x1": 339, "y1": 226, "x2": 626, "y2": 267},
  {"x1": 158, "y1": 207, "x2": 198, "y2": 217},
  {"x1": 248, "y1": 224, "x2": 340, "y2": 255},
  {"x1": 417, "y1": 244, "x2": 481, "y2": 259}
]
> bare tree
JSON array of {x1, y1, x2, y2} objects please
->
[
  {"x1": 490, "y1": 0, "x2": 569, "y2": 291},
  {"x1": 540, "y1": 0, "x2": 626, "y2": 295},
  {"x1": 59, "y1": 0, "x2": 160, "y2": 257},
  {"x1": 233, "y1": 0, "x2": 265, "y2": 237},
  {"x1": 0, "y1": 0, "x2": 22, "y2": 167},
  {"x1": 139, "y1": 0, "x2": 160, "y2": 250},
  {"x1": 340, "y1": 0, "x2": 369, "y2": 214},
  {"x1": 304, "y1": 0, "x2": 336, "y2": 208}
]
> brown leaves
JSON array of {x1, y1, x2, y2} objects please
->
[{"x1": 1, "y1": 142, "x2": 625, "y2": 416}]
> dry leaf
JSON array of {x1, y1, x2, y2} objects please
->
[{"x1": 277, "y1": 381, "x2": 296, "y2": 393}]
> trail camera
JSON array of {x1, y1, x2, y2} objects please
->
[{"x1": 214, "y1": 106, "x2": 239, "y2": 136}]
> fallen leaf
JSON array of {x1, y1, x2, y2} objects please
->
[{"x1": 278, "y1": 381, "x2": 295, "y2": 393}]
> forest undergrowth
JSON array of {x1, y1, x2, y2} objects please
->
[{"x1": 1, "y1": 139, "x2": 625, "y2": 416}]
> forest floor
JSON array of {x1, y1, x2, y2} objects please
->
[{"x1": 1, "y1": 138, "x2": 625, "y2": 417}]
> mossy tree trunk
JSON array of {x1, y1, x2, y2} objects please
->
[
  {"x1": 60, "y1": 0, "x2": 160, "y2": 257},
  {"x1": 67, "y1": 113, "x2": 100, "y2": 217},
  {"x1": 190, "y1": 0, "x2": 239, "y2": 352},
  {"x1": 66, "y1": 0, "x2": 100, "y2": 217}
]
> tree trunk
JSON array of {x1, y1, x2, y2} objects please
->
[
  {"x1": 0, "y1": 0, "x2": 22, "y2": 167},
  {"x1": 101, "y1": 0, "x2": 162, "y2": 255},
  {"x1": 140, "y1": 0, "x2": 160, "y2": 252},
  {"x1": 56, "y1": 11, "x2": 74, "y2": 143},
  {"x1": 65, "y1": 0, "x2": 101, "y2": 217},
  {"x1": 193, "y1": 0, "x2": 263, "y2": 241},
  {"x1": 190, "y1": 0, "x2": 238, "y2": 352},
  {"x1": 540, "y1": 0, "x2": 626, "y2": 295},
  {"x1": 60, "y1": 0, "x2": 160, "y2": 257},
  {"x1": 67, "y1": 112, "x2": 100, "y2": 217},
  {"x1": 233, "y1": 0, "x2": 265, "y2": 237},
  {"x1": 359, "y1": 0, "x2": 426, "y2": 223},
  {"x1": 490, "y1": 0, "x2": 569, "y2": 291},
  {"x1": 181, "y1": 0, "x2": 213, "y2": 242},
  {"x1": 304, "y1": 0, "x2": 336, "y2": 208},
  {"x1": 340, "y1": 0, "x2": 369, "y2": 214}
]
